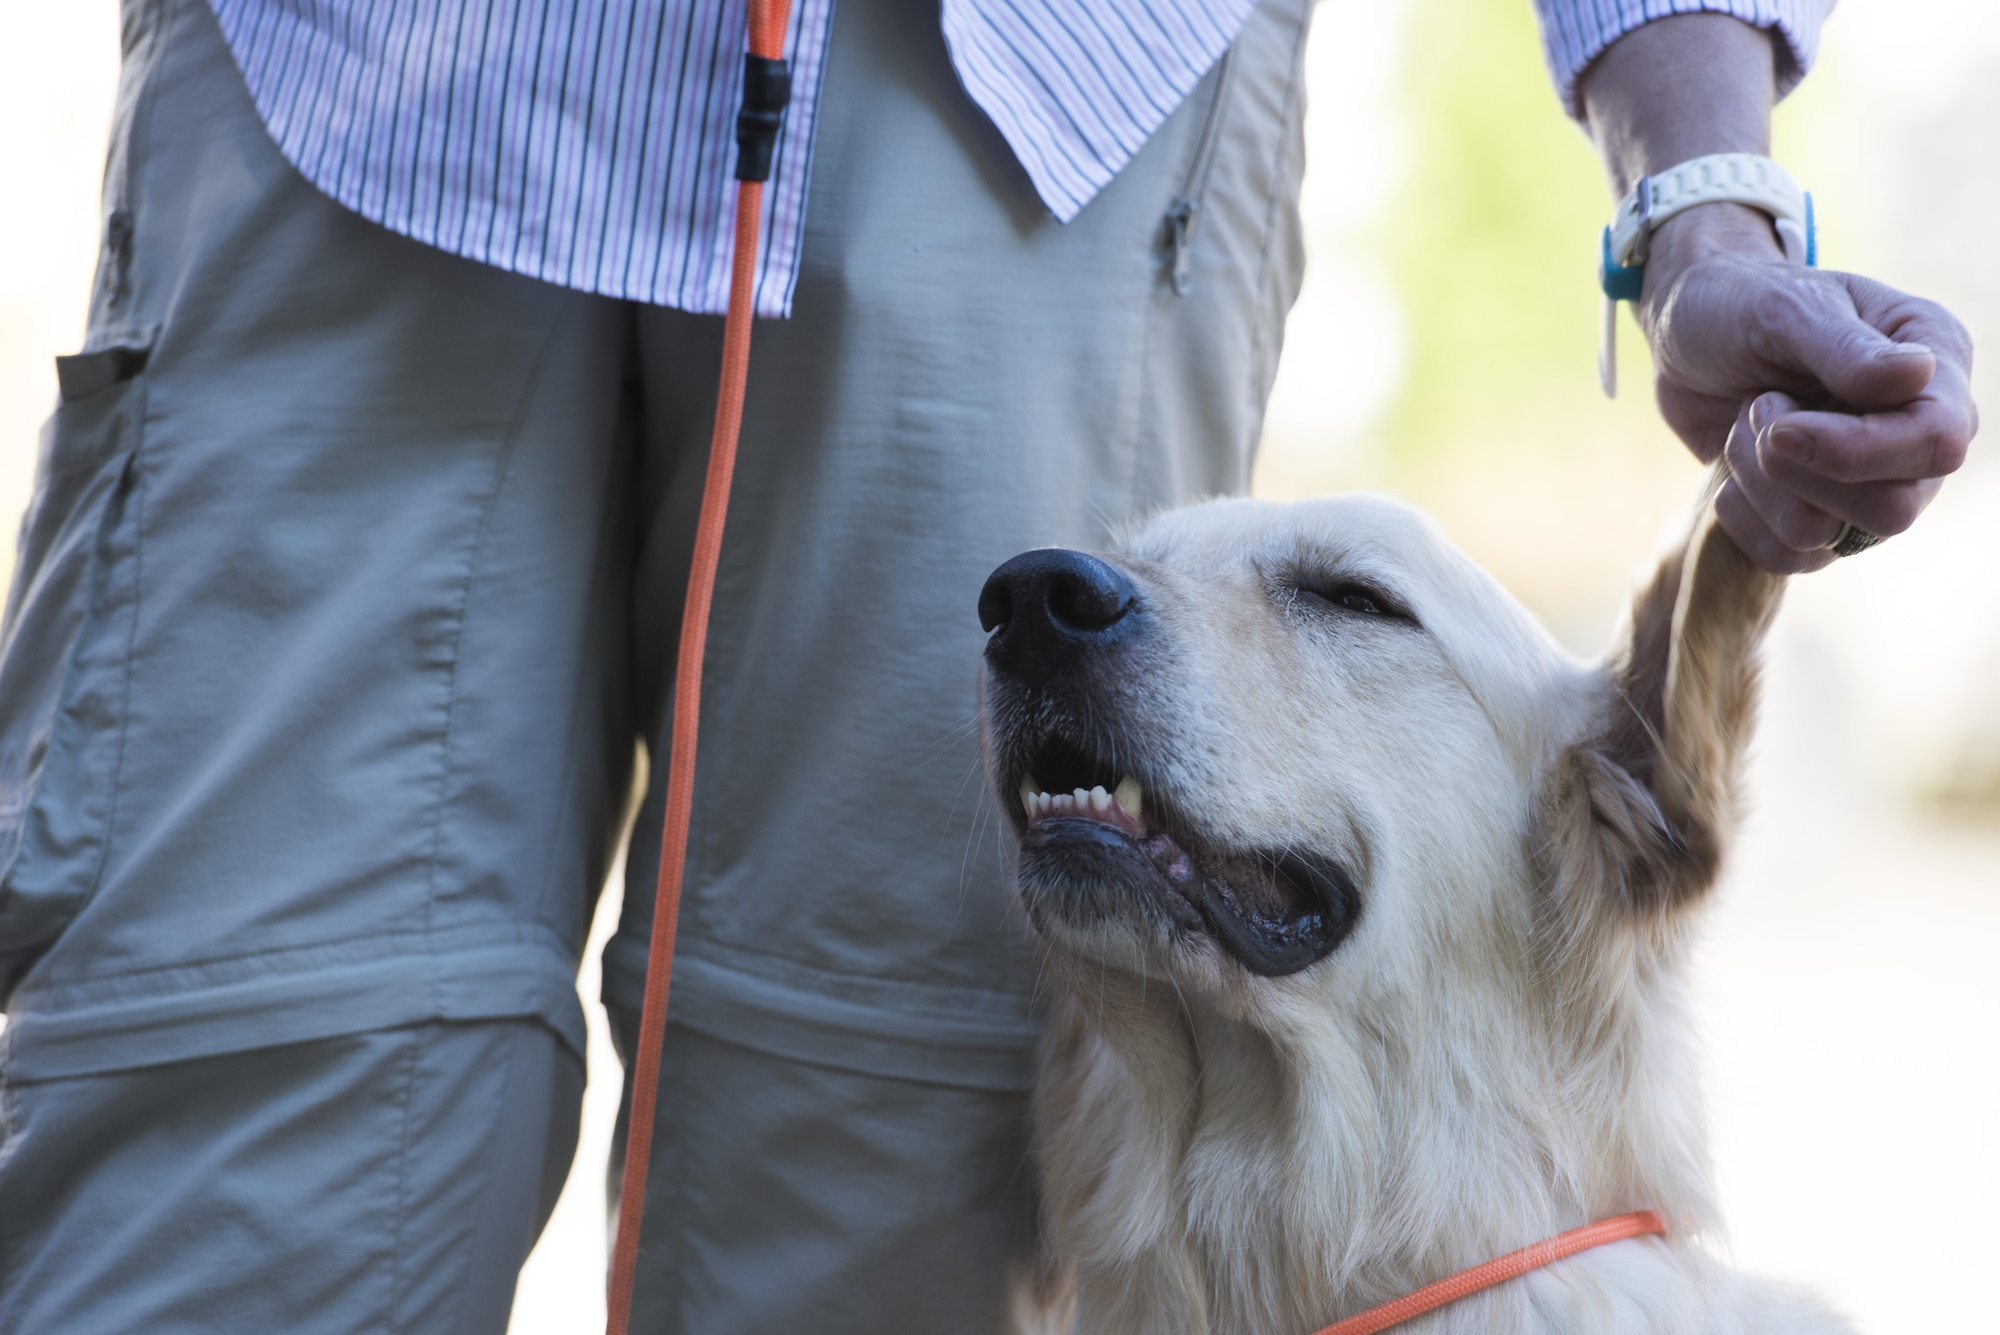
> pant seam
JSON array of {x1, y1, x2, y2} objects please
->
[
  {"x1": 530, "y1": 329, "x2": 641, "y2": 935},
  {"x1": 385, "y1": 1026, "x2": 425, "y2": 1333},
  {"x1": 0, "y1": 1074, "x2": 21, "y2": 1300},
  {"x1": 72, "y1": 0, "x2": 180, "y2": 936},
  {"x1": 416, "y1": 303, "x2": 574, "y2": 1010},
  {"x1": 1242, "y1": 0, "x2": 1313, "y2": 440},
  {"x1": 74, "y1": 397, "x2": 150, "y2": 928},
  {"x1": 447, "y1": 1024, "x2": 531, "y2": 1335}
]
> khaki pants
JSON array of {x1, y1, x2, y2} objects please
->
[{"x1": 0, "y1": 0, "x2": 1309, "y2": 1326}]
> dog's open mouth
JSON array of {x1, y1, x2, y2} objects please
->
[
  {"x1": 1005, "y1": 733, "x2": 1359, "y2": 977},
  {"x1": 1014, "y1": 733, "x2": 1150, "y2": 838}
]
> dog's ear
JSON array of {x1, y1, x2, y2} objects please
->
[{"x1": 1541, "y1": 472, "x2": 1786, "y2": 922}]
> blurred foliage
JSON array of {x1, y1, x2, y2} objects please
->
[{"x1": 1379, "y1": 0, "x2": 1630, "y2": 462}]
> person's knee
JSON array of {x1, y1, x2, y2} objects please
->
[{"x1": 0, "y1": 1020, "x2": 582, "y2": 1335}]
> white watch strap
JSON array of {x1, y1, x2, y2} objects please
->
[{"x1": 1608, "y1": 153, "x2": 1811, "y2": 269}]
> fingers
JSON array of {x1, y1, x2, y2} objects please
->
[
  {"x1": 1714, "y1": 476, "x2": 1837, "y2": 575},
  {"x1": 1651, "y1": 258, "x2": 1978, "y2": 423},
  {"x1": 1653, "y1": 261, "x2": 1891, "y2": 404},
  {"x1": 1760, "y1": 428, "x2": 1951, "y2": 537},
  {"x1": 1845, "y1": 275, "x2": 1977, "y2": 373},
  {"x1": 1763, "y1": 401, "x2": 1969, "y2": 484},
  {"x1": 1722, "y1": 390, "x2": 1950, "y2": 574},
  {"x1": 1757, "y1": 304, "x2": 1935, "y2": 411},
  {"x1": 1757, "y1": 350, "x2": 1976, "y2": 485},
  {"x1": 1722, "y1": 398, "x2": 1841, "y2": 571},
  {"x1": 1749, "y1": 378, "x2": 1958, "y2": 535},
  {"x1": 1654, "y1": 381, "x2": 1734, "y2": 463},
  {"x1": 1738, "y1": 270, "x2": 1970, "y2": 413}
]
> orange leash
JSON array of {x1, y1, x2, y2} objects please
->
[
  {"x1": 1309, "y1": 1211, "x2": 1669, "y2": 1335},
  {"x1": 604, "y1": 2, "x2": 793, "y2": 1331}
]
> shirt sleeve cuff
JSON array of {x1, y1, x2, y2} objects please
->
[{"x1": 1533, "y1": 0, "x2": 1836, "y2": 119}]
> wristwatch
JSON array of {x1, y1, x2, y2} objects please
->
[{"x1": 1597, "y1": 152, "x2": 1816, "y2": 397}]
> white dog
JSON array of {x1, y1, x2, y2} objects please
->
[{"x1": 976, "y1": 479, "x2": 1852, "y2": 1334}]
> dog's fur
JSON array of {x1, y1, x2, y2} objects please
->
[{"x1": 981, "y1": 478, "x2": 1855, "y2": 1333}]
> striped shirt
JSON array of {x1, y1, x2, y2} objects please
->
[
  {"x1": 1533, "y1": 0, "x2": 1833, "y2": 113},
  {"x1": 206, "y1": 0, "x2": 1829, "y2": 318}
]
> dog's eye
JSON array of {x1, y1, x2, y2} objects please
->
[
  {"x1": 1335, "y1": 589, "x2": 1383, "y2": 615},
  {"x1": 1288, "y1": 581, "x2": 1416, "y2": 625}
]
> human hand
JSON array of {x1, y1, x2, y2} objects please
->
[{"x1": 1637, "y1": 203, "x2": 1976, "y2": 574}]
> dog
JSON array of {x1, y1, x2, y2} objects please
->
[{"x1": 977, "y1": 475, "x2": 1854, "y2": 1333}]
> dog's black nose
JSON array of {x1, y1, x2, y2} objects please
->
[{"x1": 979, "y1": 548, "x2": 1138, "y2": 686}]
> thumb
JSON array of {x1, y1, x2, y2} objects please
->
[{"x1": 1757, "y1": 276, "x2": 1936, "y2": 410}]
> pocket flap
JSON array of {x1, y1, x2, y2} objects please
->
[{"x1": 55, "y1": 344, "x2": 152, "y2": 403}]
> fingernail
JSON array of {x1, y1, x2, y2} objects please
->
[
  {"x1": 1880, "y1": 342, "x2": 1933, "y2": 358},
  {"x1": 1769, "y1": 425, "x2": 1814, "y2": 463},
  {"x1": 1748, "y1": 393, "x2": 1782, "y2": 432}
]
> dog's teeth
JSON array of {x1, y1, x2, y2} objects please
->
[
  {"x1": 1088, "y1": 786, "x2": 1111, "y2": 813},
  {"x1": 1019, "y1": 776, "x2": 1038, "y2": 815},
  {"x1": 1072, "y1": 788, "x2": 1089, "y2": 807},
  {"x1": 1114, "y1": 775, "x2": 1143, "y2": 819}
]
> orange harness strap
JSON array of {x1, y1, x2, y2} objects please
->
[
  {"x1": 1309, "y1": 1211, "x2": 1669, "y2": 1335},
  {"x1": 604, "y1": 1, "x2": 793, "y2": 1330}
]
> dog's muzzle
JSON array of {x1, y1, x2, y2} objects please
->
[{"x1": 979, "y1": 549, "x2": 1363, "y2": 978}]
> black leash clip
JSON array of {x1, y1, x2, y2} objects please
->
[{"x1": 736, "y1": 55, "x2": 793, "y2": 182}]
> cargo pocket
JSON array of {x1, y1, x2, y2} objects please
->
[{"x1": 0, "y1": 344, "x2": 150, "y2": 1000}]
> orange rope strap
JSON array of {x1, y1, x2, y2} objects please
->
[
  {"x1": 604, "y1": 0, "x2": 792, "y2": 1330},
  {"x1": 1309, "y1": 1211, "x2": 1669, "y2": 1335}
]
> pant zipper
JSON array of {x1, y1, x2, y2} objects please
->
[{"x1": 1163, "y1": 46, "x2": 1238, "y2": 296}]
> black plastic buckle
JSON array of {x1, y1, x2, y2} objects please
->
[{"x1": 735, "y1": 55, "x2": 793, "y2": 183}]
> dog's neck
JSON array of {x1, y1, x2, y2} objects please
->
[{"x1": 1031, "y1": 937, "x2": 1719, "y2": 1335}]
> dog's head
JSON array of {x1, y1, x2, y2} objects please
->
[{"x1": 979, "y1": 480, "x2": 1780, "y2": 1030}]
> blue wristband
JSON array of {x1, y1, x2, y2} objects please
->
[{"x1": 1599, "y1": 227, "x2": 1645, "y2": 304}]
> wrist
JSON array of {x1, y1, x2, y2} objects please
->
[
  {"x1": 1581, "y1": 15, "x2": 1777, "y2": 196},
  {"x1": 1597, "y1": 161, "x2": 1810, "y2": 397}
]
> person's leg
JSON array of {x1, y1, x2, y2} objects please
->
[
  {"x1": 0, "y1": 0, "x2": 633, "y2": 1076},
  {"x1": 610, "y1": 1015, "x2": 1037, "y2": 1333},
  {"x1": 0, "y1": 1020, "x2": 581, "y2": 1334},
  {"x1": 608, "y1": 0, "x2": 1313, "y2": 1326},
  {"x1": 0, "y1": 0, "x2": 639, "y2": 1323}
]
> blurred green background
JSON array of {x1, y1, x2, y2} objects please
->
[{"x1": 1386, "y1": 0, "x2": 1615, "y2": 461}]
